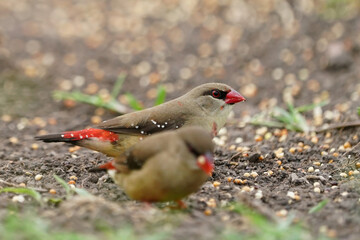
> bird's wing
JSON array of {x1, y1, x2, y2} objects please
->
[
  {"x1": 119, "y1": 131, "x2": 178, "y2": 170},
  {"x1": 96, "y1": 102, "x2": 189, "y2": 136}
]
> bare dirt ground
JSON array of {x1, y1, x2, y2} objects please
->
[{"x1": 1, "y1": 1, "x2": 360, "y2": 239}]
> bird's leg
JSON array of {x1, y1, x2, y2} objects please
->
[
  {"x1": 176, "y1": 200, "x2": 187, "y2": 209},
  {"x1": 212, "y1": 122, "x2": 218, "y2": 137}
]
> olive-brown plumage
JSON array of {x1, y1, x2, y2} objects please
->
[{"x1": 107, "y1": 126, "x2": 215, "y2": 202}]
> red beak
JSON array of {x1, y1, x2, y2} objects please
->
[
  {"x1": 197, "y1": 152, "x2": 214, "y2": 176},
  {"x1": 225, "y1": 90, "x2": 246, "y2": 104}
]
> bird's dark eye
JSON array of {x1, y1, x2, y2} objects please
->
[{"x1": 211, "y1": 90, "x2": 221, "y2": 98}]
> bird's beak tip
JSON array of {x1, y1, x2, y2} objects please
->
[{"x1": 225, "y1": 90, "x2": 246, "y2": 104}]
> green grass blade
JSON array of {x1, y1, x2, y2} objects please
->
[
  {"x1": 111, "y1": 74, "x2": 126, "y2": 99},
  {"x1": 154, "y1": 85, "x2": 166, "y2": 106},
  {"x1": 309, "y1": 199, "x2": 328, "y2": 214},
  {"x1": 0, "y1": 187, "x2": 42, "y2": 204},
  {"x1": 73, "y1": 188, "x2": 93, "y2": 197},
  {"x1": 295, "y1": 101, "x2": 328, "y2": 113},
  {"x1": 125, "y1": 93, "x2": 143, "y2": 110},
  {"x1": 357, "y1": 107, "x2": 360, "y2": 116},
  {"x1": 53, "y1": 174, "x2": 71, "y2": 197}
]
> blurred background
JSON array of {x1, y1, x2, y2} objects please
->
[{"x1": 1, "y1": 0, "x2": 359, "y2": 122}]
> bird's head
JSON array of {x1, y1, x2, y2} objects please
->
[
  {"x1": 178, "y1": 127, "x2": 215, "y2": 176},
  {"x1": 185, "y1": 83, "x2": 245, "y2": 115}
]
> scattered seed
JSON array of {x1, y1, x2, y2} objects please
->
[
  {"x1": 341, "y1": 192, "x2": 349, "y2": 197},
  {"x1": 276, "y1": 209, "x2": 288, "y2": 217},
  {"x1": 207, "y1": 198, "x2": 217, "y2": 208},
  {"x1": 289, "y1": 147, "x2": 296, "y2": 154},
  {"x1": 49, "y1": 189, "x2": 57, "y2": 194},
  {"x1": 314, "y1": 182, "x2": 320, "y2": 187},
  {"x1": 333, "y1": 152, "x2": 339, "y2": 157},
  {"x1": 243, "y1": 173, "x2": 250, "y2": 178},
  {"x1": 227, "y1": 177, "x2": 233, "y2": 182},
  {"x1": 35, "y1": 174, "x2": 43, "y2": 181},
  {"x1": 308, "y1": 167, "x2": 315, "y2": 173},
  {"x1": 254, "y1": 135, "x2": 263, "y2": 142},
  {"x1": 264, "y1": 132, "x2": 272, "y2": 140},
  {"x1": 251, "y1": 172, "x2": 258, "y2": 178},
  {"x1": 303, "y1": 145, "x2": 311, "y2": 150},
  {"x1": 19, "y1": 183, "x2": 26, "y2": 187},
  {"x1": 31, "y1": 143, "x2": 39, "y2": 150},
  {"x1": 241, "y1": 186, "x2": 252, "y2": 192},
  {"x1": 322, "y1": 144, "x2": 330, "y2": 149},
  {"x1": 279, "y1": 135, "x2": 287, "y2": 142},
  {"x1": 353, "y1": 170, "x2": 359, "y2": 175},
  {"x1": 68, "y1": 180, "x2": 76, "y2": 185},
  {"x1": 339, "y1": 173, "x2": 348, "y2": 178},
  {"x1": 356, "y1": 162, "x2": 360, "y2": 169},
  {"x1": 9, "y1": 137, "x2": 19, "y2": 144},
  {"x1": 313, "y1": 161, "x2": 321, "y2": 166},
  {"x1": 287, "y1": 191, "x2": 296, "y2": 199},
  {"x1": 228, "y1": 145, "x2": 236, "y2": 150},
  {"x1": 277, "y1": 160, "x2": 282, "y2": 165},
  {"x1": 69, "y1": 146, "x2": 81, "y2": 153},
  {"x1": 311, "y1": 136, "x2": 318, "y2": 144},
  {"x1": 314, "y1": 187, "x2": 321, "y2": 193},
  {"x1": 259, "y1": 155, "x2": 264, "y2": 160},
  {"x1": 91, "y1": 115, "x2": 102, "y2": 124},
  {"x1": 69, "y1": 176, "x2": 78, "y2": 181},
  {"x1": 256, "y1": 127, "x2": 268, "y2": 136},
  {"x1": 213, "y1": 181, "x2": 221, "y2": 187},
  {"x1": 343, "y1": 142, "x2": 351, "y2": 149},
  {"x1": 204, "y1": 209, "x2": 212, "y2": 216}
]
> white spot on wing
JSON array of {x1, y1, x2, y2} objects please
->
[
  {"x1": 61, "y1": 135, "x2": 64, "y2": 137},
  {"x1": 151, "y1": 119, "x2": 157, "y2": 124},
  {"x1": 135, "y1": 126, "x2": 139, "y2": 129},
  {"x1": 71, "y1": 134, "x2": 74, "y2": 137}
]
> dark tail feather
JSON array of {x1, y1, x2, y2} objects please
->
[{"x1": 35, "y1": 134, "x2": 77, "y2": 143}]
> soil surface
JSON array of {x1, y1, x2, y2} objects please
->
[{"x1": 1, "y1": 1, "x2": 360, "y2": 239}]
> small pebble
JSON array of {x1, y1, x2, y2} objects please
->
[
  {"x1": 276, "y1": 209, "x2": 288, "y2": 217},
  {"x1": 12, "y1": 195, "x2": 25, "y2": 203},
  {"x1": 314, "y1": 187, "x2": 321, "y2": 193},
  {"x1": 255, "y1": 190, "x2": 263, "y2": 199},
  {"x1": 308, "y1": 167, "x2": 314, "y2": 173}
]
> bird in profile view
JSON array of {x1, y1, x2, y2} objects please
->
[{"x1": 35, "y1": 83, "x2": 245, "y2": 157}]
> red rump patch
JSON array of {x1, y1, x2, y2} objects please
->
[
  {"x1": 97, "y1": 161, "x2": 116, "y2": 170},
  {"x1": 62, "y1": 128, "x2": 119, "y2": 142}
]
